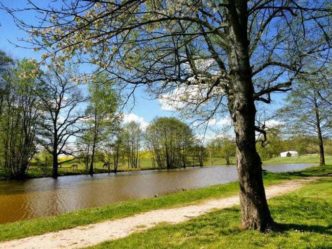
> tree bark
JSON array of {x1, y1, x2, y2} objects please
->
[
  {"x1": 227, "y1": 0, "x2": 274, "y2": 231},
  {"x1": 225, "y1": 155, "x2": 230, "y2": 166},
  {"x1": 52, "y1": 150, "x2": 58, "y2": 178},
  {"x1": 89, "y1": 143, "x2": 96, "y2": 175},
  {"x1": 89, "y1": 110, "x2": 98, "y2": 175},
  {"x1": 314, "y1": 97, "x2": 325, "y2": 166},
  {"x1": 52, "y1": 125, "x2": 59, "y2": 179},
  {"x1": 113, "y1": 144, "x2": 119, "y2": 174}
]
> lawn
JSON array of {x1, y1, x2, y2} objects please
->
[
  {"x1": 263, "y1": 154, "x2": 332, "y2": 165},
  {"x1": 0, "y1": 164, "x2": 331, "y2": 242},
  {"x1": 92, "y1": 178, "x2": 332, "y2": 249}
]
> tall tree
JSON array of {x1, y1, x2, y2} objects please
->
[
  {"x1": 279, "y1": 71, "x2": 332, "y2": 166},
  {"x1": 9, "y1": 0, "x2": 331, "y2": 231},
  {"x1": 83, "y1": 73, "x2": 120, "y2": 175},
  {"x1": 146, "y1": 117, "x2": 196, "y2": 169},
  {"x1": 37, "y1": 67, "x2": 86, "y2": 178},
  {"x1": 121, "y1": 121, "x2": 142, "y2": 169},
  {"x1": 0, "y1": 58, "x2": 40, "y2": 178},
  {"x1": 0, "y1": 50, "x2": 14, "y2": 116},
  {"x1": 208, "y1": 137, "x2": 236, "y2": 165}
]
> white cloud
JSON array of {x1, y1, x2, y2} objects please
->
[
  {"x1": 207, "y1": 118, "x2": 217, "y2": 126},
  {"x1": 158, "y1": 86, "x2": 196, "y2": 111},
  {"x1": 216, "y1": 116, "x2": 232, "y2": 127},
  {"x1": 158, "y1": 83, "x2": 224, "y2": 111},
  {"x1": 196, "y1": 130, "x2": 235, "y2": 145},
  {"x1": 195, "y1": 133, "x2": 216, "y2": 144},
  {"x1": 123, "y1": 113, "x2": 149, "y2": 130},
  {"x1": 265, "y1": 119, "x2": 284, "y2": 128}
]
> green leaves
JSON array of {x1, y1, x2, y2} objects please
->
[{"x1": 146, "y1": 117, "x2": 198, "y2": 168}]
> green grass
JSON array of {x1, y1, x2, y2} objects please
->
[
  {"x1": 91, "y1": 178, "x2": 332, "y2": 249},
  {"x1": 202, "y1": 153, "x2": 332, "y2": 168},
  {"x1": 0, "y1": 164, "x2": 331, "y2": 242},
  {"x1": 263, "y1": 154, "x2": 332, "y2": 165},
  {"x1": 204, "y1": 157, "x2": 237, "y2": 166}
]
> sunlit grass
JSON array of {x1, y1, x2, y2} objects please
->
[
  {"x1": 91, "y1": 178, "x2": 332, "y2": 249},
  {"x1": 263, "y1": 154, "x2": 332, "y2": 165}
]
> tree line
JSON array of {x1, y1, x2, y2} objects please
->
[
  {"x1": 1, "y1": 50, "x2": 331, "y2": 180},
  {"x1": 0, "y1": 53, "x2": 207, "y2": 179}
]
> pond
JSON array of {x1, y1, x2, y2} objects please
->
[{"x1": 0, "y1": 164, "x2": 312, "y2": 224}]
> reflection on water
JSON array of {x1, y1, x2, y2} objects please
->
[{"x1": 0, "y1": 164, "x2": 311, "y2": 224}]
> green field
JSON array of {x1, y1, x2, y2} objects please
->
[
  {"x1": 202, "y1": 153, "x2": 332, "y2": 167},
  {"x1": 263, "y1": 154, "x2": 332, "y2": 165}
]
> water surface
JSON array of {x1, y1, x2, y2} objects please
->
[{"x1": 0, "y1": 164, "x2": 311, "y2": 223}]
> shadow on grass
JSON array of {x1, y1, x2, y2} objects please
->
[
  {"x1": 276, "y1": 223, "x2": 332, "y2": 236},
  {"x1": 263, "y1": 165, "x2": 332, "y2": 180}
]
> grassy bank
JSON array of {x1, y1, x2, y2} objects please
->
[
  {"x1": 24, "y1": 158, "x2": 157, "y2": 178},
  {"x1": 2, "y1": 153, "x2": 330, "y2": 179},
  {"x1": 93, "y1": 178, "x2": 332, "y2": 249},
  {"x1": 263, "y1": 154, "x2": 332, "y2": 165},
  {"x1": 0, "y1": 164, "x2": 331, "y2": 242}
]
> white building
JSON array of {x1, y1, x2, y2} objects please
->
[{"x1": 280, "y1": 151, "x2": 299, "y2": 157}]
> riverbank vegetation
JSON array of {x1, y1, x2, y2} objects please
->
[{"x1": 0, "y1": 165, "x2": 331, "y2": 243}]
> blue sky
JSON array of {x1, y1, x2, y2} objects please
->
[
  {"x1": 0, "y1": 1, "x2": 287, "y2": 140},
  {"x1": 0, "y1": 1, "x2": 177, "y2": 125}
]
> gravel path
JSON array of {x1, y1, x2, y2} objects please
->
[{"x1": 0, "y1": 178, "x2": 315, "y2": 249}]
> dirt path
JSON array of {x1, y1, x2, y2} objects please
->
[{"x1": 0, "y1": 178, "x2": 315, "y2": 249}]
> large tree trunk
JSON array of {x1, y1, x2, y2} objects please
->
[
  {"x1": 230, "y1": 100, "x2": 274, "y2": 231},
  {"x1": 227, "y1": 0, "x2": 274, "y2": 231},
  {"x1": 314, "y1": 98, "x2": 325, "y2": 166}
]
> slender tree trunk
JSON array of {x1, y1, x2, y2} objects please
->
[
  {"x1": 85, "y1": 143, "x2": 91, "y2": 172},
  {"x1": 225, "y1": 156, "x2": 230, "y2": 166},
  {"x1": 51, "y1": 116, "x2": 59, "y2": 178},
  {"x1": 135, "y1": 143, "x2": 139, "y2": 168},
  {"x1": 165, "y1": 146, "x2": 170, "y2": 169},
  {"x1": 199, "y1": 147, "x2": 204, "y2": 167},
  {"x1": 113, "y1": 145, "x2": 119, "y2": 173},
  {"x1": 314, "y1": 98, "x2": 325, "y2": 166},
  {"x1": 52, "y1": 150, "x2": 58, "y2": 178},
  {"x1": 89, "y1": 142, "x2": 96, "y2": 175},
  {"x1": 89, "y1": 111, "x2": 98, "y2": 175},
  {"x1": 52, "y1": 126, "x2": 59, "y2": 178},
  {"x1": 227, "y1": 0, "x2": 274, "y2": 231}
]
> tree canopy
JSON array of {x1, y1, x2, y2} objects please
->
[{"x1": 146, "y1": 117, "x2": 197, "y2": 169}]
